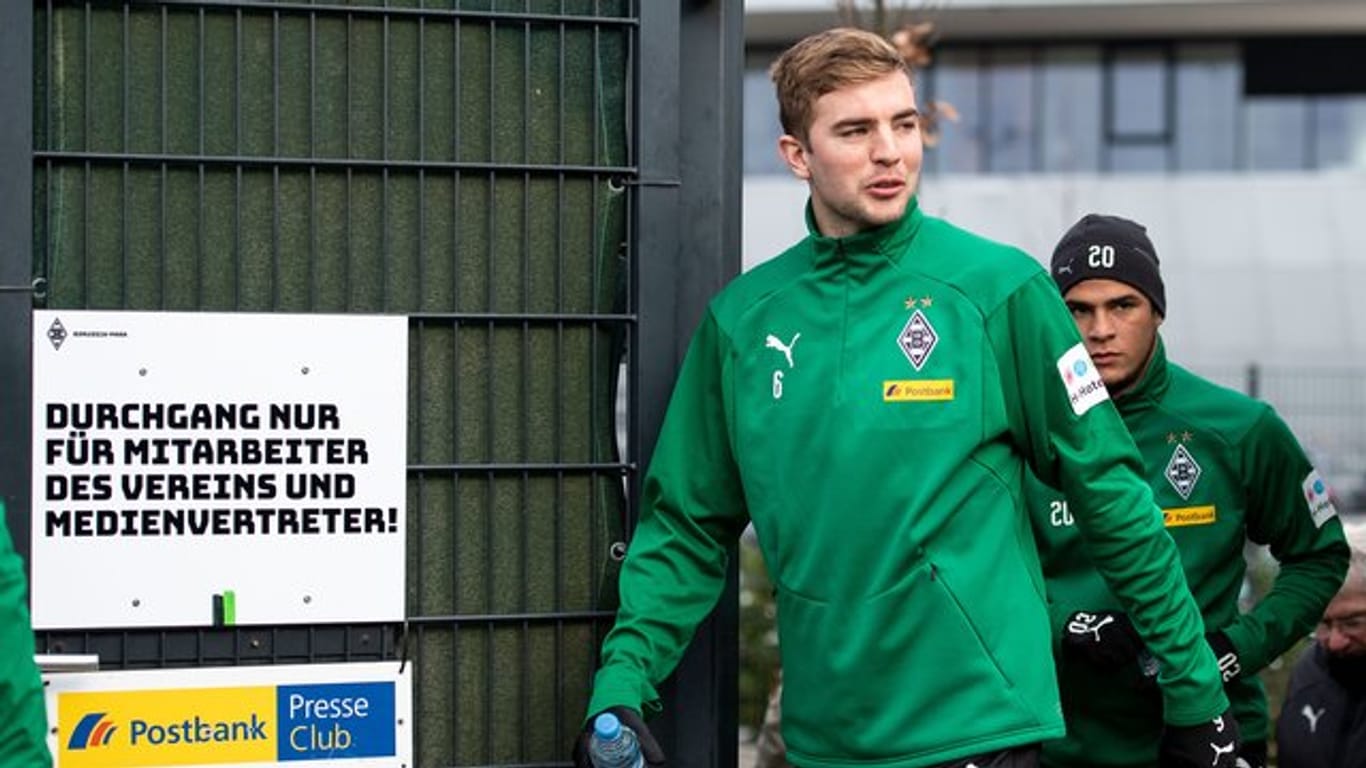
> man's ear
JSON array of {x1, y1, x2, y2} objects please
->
[{"x1": 777, "y1": 134, "x2": 811, "y2": 181}]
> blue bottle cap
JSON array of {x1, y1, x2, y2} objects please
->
[{"x1": 593, "y1": 712, "x2": 622, "y2": 740}]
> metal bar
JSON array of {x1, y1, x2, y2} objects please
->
[
  {"x1": 487, "y1": 19, "x2": 497, "y2": 310},
  {"x1": 41, "y1": 0, "x2": 52, "y2": 305},
  {"x1": 159, "y1": 6, "x2": 168, "y2": 308},
  {"x1": 123, "y1": 2, "x2": 129, "y2": 306},
  {"x1": 408, "y1": 461, "x2": 629, "y2": 473},
  {"x1": 34, "y1": 150, "x2": 635, "y2": 176},
  {"x1": 413, "y1": 323, "x2": 426, "y2": 622},
  {"x1": 450, "y1": 318, "x2": 462, "y2": 761},
  {"x1": 44, "y1": 0, "x2": 52, "y2": 156},
  {"x1": 116, "y1": 0, "x2": 636, "y2": 26},
  {"x1": 416, "y1": 12, "x2": 425, "y2": 313},
  {"x1": 308, "y1": 9, "x2": 317, "y2": 309},
  {"x1": 393, "y1": 611, "x2": 617, "y2": 625},
  {"x1": 233, "y1": 7, "x2": 242, "y2": 309},
  {"x1": 452, "y1": 17, "x2": 461, "y2": 315},
  {"x1": 520, "y1": 17, "x2": 534, "y2": 747},
  {"x1": 344, "y1": 10, "x2": 352, "y2": 311},
  {"x1": 196, "y1": 7, "x2": 205, "y2": 308},
  {"x1": 83, "y1": 3, "x2": 90, "y2": 306},
  {"x1": 0, "y1": 0, "x2": 34, "y2": 568},
  {"x1": 483, "y1": 613, "x2": 492, "y2": 764},
  {"x1": 553, "y1": 29, "x2": 569, "y2": 739},
  {"x1": 381, "y1": 9, "x2": 389, "y2": 311},
  {"x1": 272, "y1": 9, "x2": 281, "y2": 309}
]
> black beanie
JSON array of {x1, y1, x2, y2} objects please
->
[{"x1": 1050, "y1": 213, "x2": 1166, "y2": 316}]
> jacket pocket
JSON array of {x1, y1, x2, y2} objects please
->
[{"x1": 777, "y1": 558, "x2": 1041, "y2": 764}]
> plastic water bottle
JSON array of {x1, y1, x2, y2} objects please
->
[
  {"x1": 1138, "y1": 647, "x2": 1160, "y2": 679},
  {"x1": 587, "y1": 712, "x2": 643, "y2": 768}
]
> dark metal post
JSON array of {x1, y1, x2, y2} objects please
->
[
  {"x1": 634, "y1": 1, "x2": 743, "y2": 766},
  {"x1": 0, "y1": 3, "x2": 34, "y2": 567}
]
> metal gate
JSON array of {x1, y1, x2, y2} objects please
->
[{"x1": 2, "y1": 2, "x2": 742, "y2": 765}]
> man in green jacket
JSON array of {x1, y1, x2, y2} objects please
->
[
  {"x1": 1027, "y1": 213, "x2": 1349, "y2": 768},
  {"x1": 574, "y1": 28, "x2": 1239, "y2": 768},
  {"x1": 0, "y1": 500, "x2": 52, "y2": 766}
]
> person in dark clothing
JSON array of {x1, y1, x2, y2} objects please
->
[{"x1": 1277, "y1": 522, "x2": 1366, "y2": 768}]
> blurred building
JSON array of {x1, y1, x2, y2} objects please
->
[{"x1": 742, "y1": 0, "x2": 1366, "y2": 509}]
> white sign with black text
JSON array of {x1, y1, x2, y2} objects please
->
[{"x1": 31, "y1": 310, "x2": 408, "y2": 629}]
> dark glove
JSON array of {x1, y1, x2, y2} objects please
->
[
  {"x1": 1207, "y1": 631, "x2": 1241, "y2": 683},
  {"x1": 1061, "y1": 610, "x2": 1144, "y2": 668},
  {"x1": 572, "y1": 706, "x2": 665, "y2": 768},
  {"x1": 1158, "y1": 709, "x2": 1241, "y2": 768}
]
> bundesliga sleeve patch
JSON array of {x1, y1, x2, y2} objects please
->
[
  {"x1": 1301, "y1": 469, "x2": 1338, "y2": 528},
  {"x1": 1056, "y1": 343, "x2": 1109, "y2": 416}
]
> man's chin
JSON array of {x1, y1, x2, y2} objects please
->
[
  {"x1": 1324, "y1": 647, "x2": 1366, "y2": 685},
  {"x1": 863, "y1": 199, "x2": 909, "y2": 227}
]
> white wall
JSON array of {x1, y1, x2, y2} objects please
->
[
  {"x1": 743, "y1": 171, "x2": 1366, "y2": 369},
  {"x1": 744, "y1": 171, "x2": 1366, "y2": 498}
]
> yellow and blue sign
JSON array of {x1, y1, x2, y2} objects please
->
[
  {"x1": 278, "y1": 683, "x2": 395, "y2": 761},
  {"x1": 47, "y1": 662, "x2": 410, "y2": 768}
]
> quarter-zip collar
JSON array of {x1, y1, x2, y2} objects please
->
[
  {"x1": 805, "y1": 196, "x2": 923, "y2": 278},
  {"x1": 1113, "y1": 335, "x2": 1170, "y2": 416}
]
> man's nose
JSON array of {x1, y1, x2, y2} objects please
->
[
  {"x1": 1088, "y1": 310, "x2": 1116, "y2": 339},
  {"x1": 871, "y1": 125, "x2": 899, "y2": 164}
]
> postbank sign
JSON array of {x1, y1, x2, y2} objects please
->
[{"x1": 47, "y1": 662, "x2": 411, "y2": 767}]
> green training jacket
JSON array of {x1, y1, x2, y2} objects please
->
[
  {"x1": 1027, "y1": 339, "x2": 1349, "y2": 767},
  {"x1": 587, "y1": 200, "x2": 1228, "y2": 768},
  {"x1": 0, "y1": 501, "x2": 52, "y2": 767}
]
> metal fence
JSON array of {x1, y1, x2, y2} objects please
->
[
  {"x1": 1191, "y1": 363, "x2": 1366, "y2": 515},
  {"x1": 13, "y1": 1, "x2": 657, "y2": 765}
]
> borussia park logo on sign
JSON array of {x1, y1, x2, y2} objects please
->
[{"x1": 47, "y1": 662, "x2": 411, "y2": 768}]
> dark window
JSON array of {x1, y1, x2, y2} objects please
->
[{"x1": 1245, "y1": 37, "x2": 1366, "y2": 96}]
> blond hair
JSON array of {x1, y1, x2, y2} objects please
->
[{"x1": 769, "y1": 27, "x2": 912, "y2": 143}]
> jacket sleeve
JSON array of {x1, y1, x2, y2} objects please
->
[
  {"x1": 987, "y1": 271, "x2": 1227, "y2": 726},
  {"x1": 586, "y1": 309, "x2": 749, "y2": 718},
  {"x1": 1220, "y1": 408, "x2": 1349, "y2": 672},
  {"x1": 0, "y1": 504, "x2": 52, "y2": 768}
]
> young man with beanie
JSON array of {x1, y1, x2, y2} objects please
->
[
  {"x1": 1027, "y1": 213, "x2": 1350, "y2": 768},
  {"x1": 1276, "y1": 522, "x2": 1366, "y2": 768},
  {"x1": 575, "y1": 28, "x2": 1243, "y2": 768}
]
